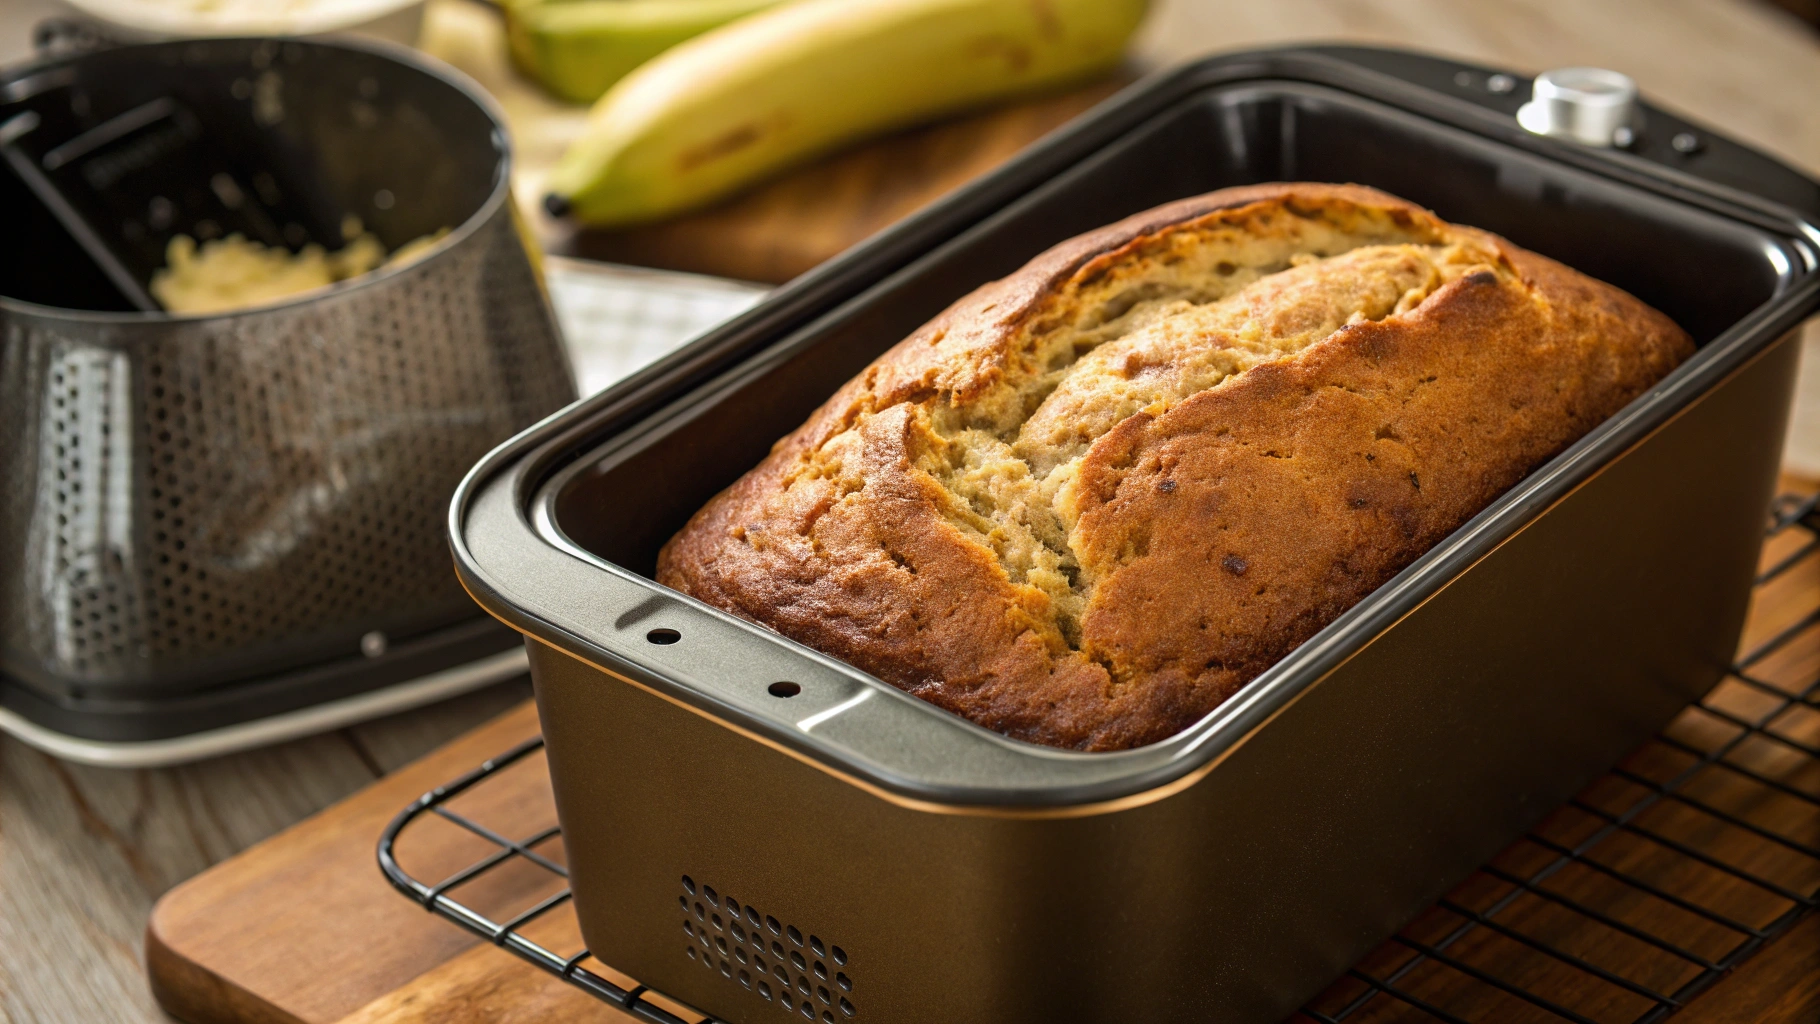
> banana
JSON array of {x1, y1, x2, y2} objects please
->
[
  {"x1": 543, "y1": 0, "x2": 1149, "y2": 227},
  {"x1": 504, "y1": 0, "x2": 783, "y2": 105}
]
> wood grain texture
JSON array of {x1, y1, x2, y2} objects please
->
[
  {"x1": 0, "y1": 731, "x2": 375, "y2": 1024},
  {"x1": 144, "y1": 699, "x2": 545, "y2": 1024},
  {"x1": 331, "y1": 931, "x2": 629, "y2": 1024},
  {"x1": 140, "y1": 490, "x2": 1819, "y2": 1024},
  {"x1": 0, "y1": 679, "x2": 529, "y2": 1024},
  {"x1": 2, "y1": 1, "x2": 1816, "y2": 1022},
  {"x1": 348, "y1": 678, "x2": 535, "y2": 775},
  {"x1": 1674, "y1": 915, "x2": 1820, "y2": 1024}
]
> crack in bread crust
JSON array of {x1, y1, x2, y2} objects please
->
[
  {"x1": 656, "y1": 184, "x2": 1694, "y2": 752},
  {"x1": 928, "y1": 240, "x2": 1497, "y2": 646}
]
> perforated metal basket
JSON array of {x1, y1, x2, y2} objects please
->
[{"x1": 0, "y1": 38, "x2": 575, "y2": 745}]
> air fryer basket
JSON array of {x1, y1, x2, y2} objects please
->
[
  {"x1": 451, "y1": 48, "x2": 1819, "y2": 1024},
  {"x1": 0, "y1": 38, "x2": 576, "y2": 741}
]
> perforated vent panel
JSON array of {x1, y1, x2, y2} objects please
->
[
  {"x1": 680, "y1": 875, "x2": 857, "y2": 1021},
  {"x1": 0, "y1": 206, "x2": 572, "y2": 695}
]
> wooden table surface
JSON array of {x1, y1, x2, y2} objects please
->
[
  {"x1": 133, "y1": 506, "x2": 1820, "y2": 1024},
  {"x1": 2, "y1": 2, "x2": 1818, "y2": 1022}
]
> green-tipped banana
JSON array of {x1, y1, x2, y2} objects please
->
[
  {"x1": 504, "y1": 0, "x2": 783, "y2": 105},
  {"x1": 543, "y1": 0, "x2": 1149, "y2": 227}
]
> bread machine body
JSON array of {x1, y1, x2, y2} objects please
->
[{"x1": 450, "y1": 48, "x2": 1819, "y2": 1024}]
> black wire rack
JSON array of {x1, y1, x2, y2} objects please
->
[{"x1": 379, "y1": 493, "x2": 1820, "y2": 1024}]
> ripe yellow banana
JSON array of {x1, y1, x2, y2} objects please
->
[
  {"x1": 543, "y1": 0, "x2": 1149, "y2": 227},
  {"x1": 504, "y1": 0, "x2": 784, "y2": 105}
]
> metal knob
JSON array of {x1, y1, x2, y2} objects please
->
[{"x1": 1516, "y1": 67, "x2": 1639, "y2": 147}]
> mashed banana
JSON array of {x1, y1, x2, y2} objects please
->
[{"x1": 150, "y1": 220, "x2": 449, "y2": 315}]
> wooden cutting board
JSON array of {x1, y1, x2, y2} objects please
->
[
  {"x1": 145, "y1": 501, "x2": 1820, "y2": 1024},
  {"x1": 412, "y1": 0, "x2": 1129, "y2": 286}
]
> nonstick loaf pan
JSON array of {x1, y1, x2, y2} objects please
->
[{"x1": 449, "y1": 47, "x2": 1820, "y2": 1024}]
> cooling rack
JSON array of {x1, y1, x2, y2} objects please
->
[{"x1": 379, "y1": 492, "x2": 1820, "y2": 1024}]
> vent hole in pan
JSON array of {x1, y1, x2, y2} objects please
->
[
  {"x1": 768, "y1": 681, "x2": 802, "y2": 698},
  {"x1": 647, "y1": 627, "x2": 681, "y2": 645},
  {"x1": 683, "y1": 876, "x2": 854, "y2": 1018}
]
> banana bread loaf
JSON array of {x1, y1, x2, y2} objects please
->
[{"x1": 656, "y1": 183, "x2": 1693, "y2": 751}]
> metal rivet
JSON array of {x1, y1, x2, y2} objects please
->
[
  {"x1": 1486, "y1": 73, "x2": 1516, "y2": 94},
  {"x1": 1612, "y1": 126, "x2": 1636, "y2": 149},
  {"x1": 1453, "y1": 70, "x2": 1473, "y2": 87},
  {"x1": 360, "y1": 631, "x2": 387, "y2": 658},
  {"x1": 1672, "y1": 131, "x2": 1703, "y2": 154}
]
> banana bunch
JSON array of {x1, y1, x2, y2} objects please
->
[
  {"x1": 542, "y1": 0, "x2": 1150, "y2": 227},
  {"x1": 504, "y1": 0, "x2": 783, "y2": 104}
]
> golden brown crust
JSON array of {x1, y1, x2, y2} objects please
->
[{"x1": 656, "y1": 184, "x2": 1693, "y2": 751}]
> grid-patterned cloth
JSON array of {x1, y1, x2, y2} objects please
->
[{"x1": 543, "y1": 256, "x2": 769, "y2": 397}]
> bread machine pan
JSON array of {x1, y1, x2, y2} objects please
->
[{"x1": 449, "y1": 47, "x2": 1820, "y2": 1024}]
